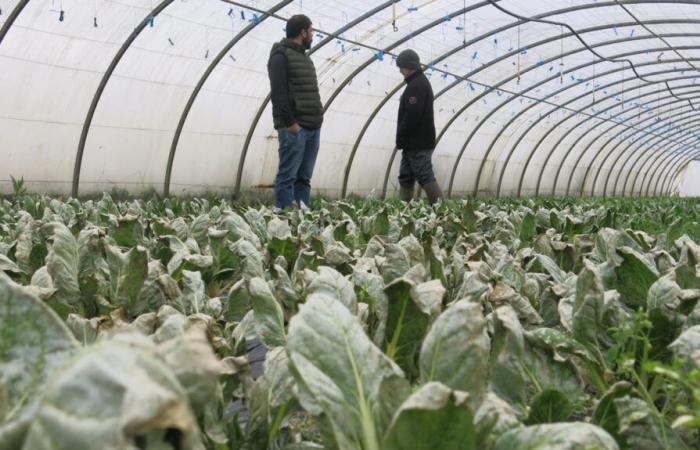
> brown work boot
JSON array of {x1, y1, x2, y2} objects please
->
[
  {"x1": 399, "y1": 184, "x2": 415, "y2": 202},
  {"x1": 422, "y1": 181, "x2": 444, "y2": 205}
]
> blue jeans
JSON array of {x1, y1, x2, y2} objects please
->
[{"x1": 275, "y1": 127, "x2": 320, "y2": 209}]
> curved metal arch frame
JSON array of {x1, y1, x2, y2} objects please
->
[
  {"x1": 622, "y1": 130, "x2": 700, "y2": 197},
  {"x1": 653, "y1": 138, "x2": 700, "y2": 195},
  {"x1": 343, "y1": 18, "x2": 700, "y2": 198},
  {"x1": 619, "y1": 118, "x2": 700, "y2": 196},
  {"x1": 231, "y1": 0, "x2": 398, "y2": 198},
  {"x1": 504, "y1": 65, "x2": 700, "y2": 198},
  {"x1": 614, "y1": 108, "x2": 700, "y2": 195},
  {"x1": 611, "y1": 111, "x2": 699, "y2": 196},
  {"x1": 560, "y1": 95, "x2": 699, "y2": 196},
  {"x1": 454, "y1": 54, "x2": 692, "y2": 197},
  {"x1": 575, "y1": 94, "x2": 698, "y2": 196},
  {"x1": 163, "y1": 0, "x2": 294, "y2": 196},
  {"x1": 601, "y1": 111, "x2": 700, "y2": 196},
  {"x1": 646, "y1": 132, "x2": 700, "y2": 195},
  {"x1": 235, "y1": 0, "x2": 495, "y2": 197},
  {"x1": 71, "y1": 0, "x2": 176, "y2": 198},
  {"x1": 639, "y1": 138, "x2": 698, "y2": 195},
  {"x1": 553, "y1": 96, "x2": 698, "y2": 197},
  {"x1": 658, "y1": 149, "x2": 700, "y2": 195},
  {"x1": 525, "y1": 59, "x2": 700, "y2": 197},
  {"x1": 537, "y1": 72, "x2": 699, "y2": 197},
  {"x1": 647, "y1": 142, "x2": 700, "y2": 196},
  {"x1": 578, "y1": 84, "x2": 700, "y2": 196},
  {"x1": 559, "y1": 86, "x2": 700, "y2": 195},
  {"x1": 443, "y1": 41, "x2": 700, "y2": 198},
  {"x1": 0, "y1": 0, "x2": 29, "y2": 45},
  {"x1": 491, "y1": 62, "x2": 700, "y2": 198},
  {"x1": 583, "y1": 85, "x2": 700, "y2": 196},
  {"x1": 455, "y1": 8, "x2": 700, "y2": 198},
  {"x1": 631, "y1": 131, "x2": 700, "y2": 196}
]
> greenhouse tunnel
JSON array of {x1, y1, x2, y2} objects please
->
[{"x1": 3, "y1": 0, "x2": 700, "y2": 198}]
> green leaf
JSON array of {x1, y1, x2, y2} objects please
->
[
  {"x1": 592, "y1": 382, "x2": 633, "y2": 445},
  {"x1": 383, "y1": 382, "x2": 476, "y2": 450},
  {"x1": 104, "y1": 244, "x2": 149, "y2": 318},
  {"x1": 0, "y1": 274, "x2": 78, "y2": 428},
  {"x1": 178, "y1": 269, "x2": 208, "y2": 315},
  {"x1": 20, "y1": 335, "x2": 203, "y2": 450},
  {"x1": 613, "y1": 396, "x2": 688, "y2": 450},
  {"x1": 669, "y1": 325, "x2": 700, "y2": 368},
  {"x1": 519, "y1": 212, "x2": 537, "y2": 244},
  {"x1": 612, "y1": 247, "x2": 659, "y2": 309},
  {"x1": 384, "y1": 278, "x2": 441, "y2": 379},
  {"x1": 248, "y1": 278, "x2": 286, "y2": 348},
  {"x1": 494, "y1": 423, "x2": 619, "y2": 450},
  {"x1": 572, "y1": 259, "x2": 606, "y2": 350},
  {"x1": 307, "y1": 267, "x2": 357, "y2": 314},
  {"x1": 107, "y1": 214, "x2": 144, "y2": 247},
  {"x1": 287, "y1": 292, "x2": 403, "y2": 450},
  {"x1": 43, "y1": 222, "x2": 82, "y2": 317},
  {"x1": 526, "y1": 389, "x2": 573, "y2": 425},
  {"x1": 419, "y1": 300, "x2": 490, "y2": 399}
]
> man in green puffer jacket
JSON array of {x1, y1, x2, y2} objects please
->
[{"x1": 268, "y1": 15, "x2": 324, "y2": 209}]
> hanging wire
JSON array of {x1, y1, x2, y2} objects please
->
[
  {"x1": 516, "y1": 23, "x2": 521, "y2": 85},
  {"x1": 392, "y1": 1, "x2": 398, "y2": 32},
  {"x1": 93, "y1": 0, "x2": 98, "y2": 27},
  {"x1": 559, "y1": 25, "x2": 564, "y2": 85},
  {"x1": 462, "y1": 0, "x2": 466, "y2": 44},
  {"x1": 486, "y1": 0, "x2": 697, "y2": 111}
]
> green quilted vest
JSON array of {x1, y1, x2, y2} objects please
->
[{"x1": 269, "y1": 39, "x2": 324, "y2": 129}]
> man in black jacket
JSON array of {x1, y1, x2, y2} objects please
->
[
  {"x1": 395, "y1": 49, "x2": 443, "y2": 205},
  {"x1": 268, "y1": 15, "x2": 324, "y2": 209}
]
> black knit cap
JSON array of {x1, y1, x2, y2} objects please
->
[{"x1": 396, "y1": 49, "x2": 421, "y2": 70}]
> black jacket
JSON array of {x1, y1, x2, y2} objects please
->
[{"x1": 396, "y1": 71, "x2": 436, "y2": 151}]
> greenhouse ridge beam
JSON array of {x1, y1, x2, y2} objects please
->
[
  {"x1": 71, "y1": 0, "x2": 176, "y2": 198},
  {"x1": 162, "y1": 0, "x2": 294, "y2": 197},
  {"x1": 0, "y1": 0, "x2": 29, "y2": 45},
  {"x1": 230, "y1": 0, "x2": 398, "y2": 198}
]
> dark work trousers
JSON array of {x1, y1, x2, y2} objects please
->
[{"x1": 398, "y1": 149, "x2": 437, "y2": 187}]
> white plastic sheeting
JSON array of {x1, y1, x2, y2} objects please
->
[{"x1": 2, "y1": 0, "x2": 700, "y2": 198}]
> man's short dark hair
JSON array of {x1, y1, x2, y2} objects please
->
[{"x1": 286, "y1": 14, "x2": 312, "y2": 38}]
